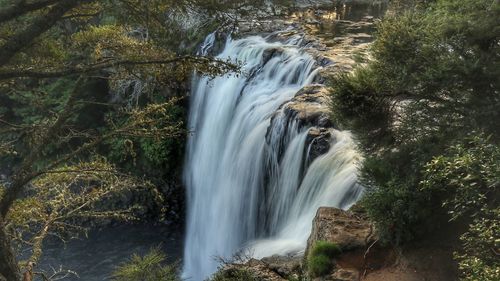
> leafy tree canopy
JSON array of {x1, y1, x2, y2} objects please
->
[{"x1": 329, "y1": 0, "x2": 499, "y2": 279}]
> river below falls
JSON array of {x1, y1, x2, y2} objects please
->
[{"x1": 36, "y1": 224, "x2": 183, "y2": 281}]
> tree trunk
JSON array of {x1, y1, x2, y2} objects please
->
[{"x1": 0, "y1": 219, "x2": 20, "y2": 281}]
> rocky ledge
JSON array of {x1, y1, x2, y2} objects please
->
[
  {"x1": 228, "y1": 205, "x2": 456, "y2": 281},
  {"x1": 218, "y1": 206, "x2": 388, "y2": 281}
]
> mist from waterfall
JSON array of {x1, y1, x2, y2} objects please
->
[{"x1": 183, "y1": 33, "x2": 363, "y2": 280}]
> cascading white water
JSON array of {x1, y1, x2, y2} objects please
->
[{"x1": 183, "y1": 33, "x2": 363, "y2": 280}]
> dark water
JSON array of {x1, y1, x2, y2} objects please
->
[{"x1": 37, "y1": 224, "x2": 183, "y2": 281}]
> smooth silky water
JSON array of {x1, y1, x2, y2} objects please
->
[{"x1": 183, "y1": 33, "x2": 363, "y2": 280}]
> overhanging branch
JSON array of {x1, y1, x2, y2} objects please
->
[
  {"x1": 0, "y1": 0, "x2": 64, "y2": 24},
  {"x1": 0, "y1": 56, "x2": 237, "y2": 79},
  {"x1": 0, "y1": 0, "x2": 94, "y2": 67}
]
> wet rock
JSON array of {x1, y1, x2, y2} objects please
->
[
  {"x1": 283, "y1": 85, "x2": 332, "y2": 128},
  {"x1": 262, "y1": 47, "x2": 285, "y2": 65},
  {"x1": 306, "y1": 127, "x2": 332, "y2": 163}
]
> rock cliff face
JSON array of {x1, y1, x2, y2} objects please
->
[{"x1": 304, "y1": 207, "x2": 391, "y2": 281}]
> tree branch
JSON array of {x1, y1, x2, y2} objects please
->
[
  {"x1": 0, "y1": 0, "x2": 64, "y2": 24},
  {"x1": 0, "y1": 56, "x2": 235, "y2": 79},
  {"x1": 0, "y1": 77, "x2": 85, "y2": 219},
  {"x1": 0, "y1": 0, "x2": 94, "y2": 67}
]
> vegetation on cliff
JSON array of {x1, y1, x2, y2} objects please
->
[
  {"x1": 329, "y1": 0, "x2": 499, "y2": 279},
  {"x1": 307, "y1": 241, "x2": 341, "y2": 278}
]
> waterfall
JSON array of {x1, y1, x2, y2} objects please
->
[{"x1": 183, "y1": 33, "x2": 363, "y2": 280}]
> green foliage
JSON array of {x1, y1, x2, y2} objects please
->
[
  {"x1": 360, "y1": 177, "x2": 430, "y2": 244},
  {"x1": 328, "y1": 0, "x2": 499, "y2": 278},
  {"x1": 419, "y1": 136, "x2": 499, "y2": 280},
  {"x1": 421, "y1": 135, "x2": 499, "y2": 220},
  {"x1": 329, "y1": 67, "x2": 391, "y2": 148},
  {"x1": 112, "y1": 248, "x2": 179, "y2": 281},
  {"x1": 307, "y1": 241, "x2": 340, "y2": 278},
  {"x1": 359, "y1": 135, "x2": 448, "y2": 243},
  {"x1": 456, "y1": 211, "x2": 500, "y2": 281},
  {"x1": 308, "y1": 255, "x2": 331, "y2": 278},
  {"x1": 310, "y1": 241, "x2": 341, "y2": 258},
  {"x1": 210, "y1": 268, "x2": 258, "y2": 281},
  {"x1": 330, "y1": 0, "x2": 500, "y2": 149},
  {"x1": 104, "y1": 101, "x2": 185, "y2": 178}
]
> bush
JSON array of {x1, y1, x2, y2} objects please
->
[
  {"x1": 307, "y1": 241, "x2": 340, "y2": 278},
  {"x1": 456, "y1": 212, "x2": 500, "y2": 281},
  {"x1": 210, "y1": 268, "x2": 258, "y2": 281},
  {"x1": 308, "y1": 255, "x2": 332, "y2": 278},
  {"x1": 329, "y1": 0, "x2": 499, "y2": 234},
  {"x1": 310, "y1": 241, "x2": 341, "y2": 258},
  {"x1": 329, "y1": 67, "x2": 392, "y2": 150},
  {"x1": 328, "y1": 0, "x2": 499, "y2": 279},
  {"x1": 420, "y1": 135, "x2": 499, "y2": 280},
  {"x1": 112, "y1": 248, "x2": 179, "y2": 281},
  {"x1": 420, "y1": 135, "x2": 499, "y2": 221}
]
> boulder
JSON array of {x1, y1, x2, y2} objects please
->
[
  {"x1": 262, "y1": 47, "x2": 285, "y2": 65},
  {"x1": 261, "y1": 254, "x2": 302, "y2": 278},
  {"x1": 303, "y1": 207, "x2": 380, "y2": 281},
  {"x1": 305, "y1": 207, "x2": 375, "y2": 257},
  {"x1": 219, "y1": 259, "x2": 287, "y2": 281}
]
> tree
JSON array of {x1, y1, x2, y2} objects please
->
[
  {"x1": 0, "y1": 0, "x2": 299, "y2": 279},
  {"x1": 0, "y1": 1, "x2": 295, "y2": 279},
  {"x1": 329, "y1": 0, "x2": 499, "y2": 278}
]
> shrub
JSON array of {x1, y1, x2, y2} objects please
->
[
  {"x1": 310, "y1": 241, "x2": 341, "y2": 258},
  {"x1": 308, "y1": 254, "x2": 332, "y2": 278},
  {"x1": 328, "y1": 1, "x2": 499, "y2": 279},
  {"x1": 307, "y1": 241, "x2": 340, "y2": 278},
  {"x1": 210, "y1": 268, "x2": 258, "y2": 281},
  {"x1": 329, "y1": 67, "x2": 392, "y2": 150},
  {"x1": 421, "y1": 135, "x2": 499, "y2": 280},
  {"x1": 112, "y1": 248, "x2": 179, "y2": 281},
  {"x1": 420, "y1": 135, "x2": 499, "y2": 221},
  {"x1": 456, "y1": 212, "x2": 500, "y2": 281}
]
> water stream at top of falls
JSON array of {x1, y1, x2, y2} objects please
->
[{"x1": 183, "y1": 33, "x2": 364, "y2": 280}]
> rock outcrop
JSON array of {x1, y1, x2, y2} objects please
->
[
  {"x1": 304, "y1": 207, "x2": 386, "y2": 281},
  {"x1": 305, "y1": 207, "x2": 376, "y2": 256},
  {"x1": 216, "y1": 259, "x2": 288, "y2": 281},
  {"x1": 284, "y1": 85, "x2": 332, "y2": 129},
  {"x1": 261, "y1": 255, "x2": 302, "y2": 279}
]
